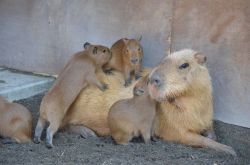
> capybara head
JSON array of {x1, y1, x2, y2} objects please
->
[
  {"x1": 122, "y1": 38, "x2": 143, "y2": 66},
  {"x1": 84, "y1": 42, "x2": 112, "y2": 66},
  {"x1": 133, "y1": 74, "x2": 149, "y2": 96},
  {"x1": 148, "y1": 49, "x2": 208, "y2": 102}
]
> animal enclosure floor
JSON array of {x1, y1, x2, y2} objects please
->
[{"x1": 0, "y1": 93, "x2": 250, "y2": 165}]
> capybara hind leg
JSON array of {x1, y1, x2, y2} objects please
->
[
  {"x1": 45, "y1": 122, "x2": 60, "y2": 149},
  {"x1": 65, "y1": 125, "x2": 97, "y2": 138},
  {"x1": 181, "y1": 132, "x2": 236, "y2": 156},
  {"x1": 113, "y1": 132, "x2": 132, "y2": 145},
  {"x1": 13, "y1": 133, "x2": 31, "y2": 143},
  {"x1": 34, "y1": 117, "x2": 46, "y2": 144},
  {"x1": 202, "y1": 128, "x2": 217, "y2": 141}
]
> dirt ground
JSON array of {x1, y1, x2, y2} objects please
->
[{"x1": 0, "y1": 93, "x2": 249, "y2": 165}]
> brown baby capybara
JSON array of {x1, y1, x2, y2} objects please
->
[
  {"x1": 104, "y1": 38, "x2": 143, "y2": 87},
  {"x1": 148, "y1": 49, "x2": 236, "y2": 156},
  {"x1": 33, "y1": 42, "x2": 111, "y2": 148},
  {"x1": 108, "y1": 75, "x2": 156, "y2": 144},
  {"x1": 0, "y1": 96, "x2": 32, "y2": 144}
]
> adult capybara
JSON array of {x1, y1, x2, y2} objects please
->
[
  {"x1": 0, "y1": 96, "x2": 32, "y2": 144},
  {"x1": 104, "y1": 38, "x2": 143, "y2": 87},
  {"x1": 148, "y1": 49, "x2": 236, "y2": 156},
  {"x1": 34, "y1": 42, "x2": 111, "y2": 148},
  {"x1": 62, "y1": 49, "x2": 235, "y2": 155},
  {"x1": 108, "y1": 75, "x2": 156, "y2": 144}
]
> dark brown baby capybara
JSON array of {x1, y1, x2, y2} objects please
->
[
  {"x1": 104, "y1": 38, "x2": 143, "y2": 87},
  {"x1": 33, "y1": 42, "x2": 111, "y2": 148},
  {"x1": 108, "y1": 75, "x2": 156, "y2": 144}
]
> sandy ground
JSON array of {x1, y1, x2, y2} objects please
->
[{"x1": 0, "y1": 93, "x2": 249, "y2": 165}]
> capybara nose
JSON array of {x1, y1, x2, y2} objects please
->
[
  {"x1": 149, "y1": 73, "x2": 161, "y2": 87},
  {"x1": 131, "y1": 59, "x2": 138, "y2": 64}
]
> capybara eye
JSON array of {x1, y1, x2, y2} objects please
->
[
  {"x1": 103, "y1": 50, "x2": 106, "y2": 53},
  {"x1": 138, "y1": 48, "x2": 141, "y2": 51},
  {"x1": 179, "y1": 63, "x2": 189, "y2": 69}
]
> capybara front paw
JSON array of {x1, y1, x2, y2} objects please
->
[
  {"x1": 104, "y1": 69, "x2": 113, "y2": 75},
  {"x1": 135, "y1": 74, "x2": 142, "y2": 80},
  {"x1": 124, "y1": 79, "x2": 132, "y2": 87},
  {"x1": 33, "y1": 136, "x2": 41, "y2": 144},
  {"x1": 101, "y1": 84, "x2": 108, "y2": 91}
]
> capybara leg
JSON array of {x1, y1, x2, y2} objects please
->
[
  {"x1": 202, "y1": 128, "x2": 217, "y2": 141},
  {"x1": 135, "y1": 65, "x2": 142, "y2": 80},
  {"x1": 34, "y1": 117, "x2": 46, "y2": 144},
  {"x1": 45, "y1": 122, "x2": 60, "y2": 149},
  {"x1": 13, "y1": 134, "x2": 31, "y2": 143},
  {"x1": 181, "y1": 132, "x2": 236, "y2": 156},
  {"x1": 124, "y1": 68, "x2": 132, "y2": 87},
  {"x1": 140, "y1": 130, "x2": 151, "y2": 143},
  {"x1": 113, "y1": 132, "x2": 132, "y2": 145},
  {"x1": 87, "y1": 74, "x2": 108, "y2": 91},
  {"x1": 65, "y1": 125, "x2": 97, "y2": 138},
  {"x1": 103, "y1": 64, "x2": 114, "y2": 75}
]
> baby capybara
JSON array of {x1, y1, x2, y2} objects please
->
[
  {"x1": 104, "y1": 38, "x2": 143, "y2": 87},
  {"x1": 0, "y1": 96, "x2": 32, "y2": 144},
  {"x1": 108, "y1": 75, "x2": 156, "y2": 144},
  {"x1": 34, "y1": 42, "x2": 111, "y2": 148}
]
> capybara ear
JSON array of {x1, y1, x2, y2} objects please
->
[
  {"x1": 83, "y1": 42, "x2": 91, "y2": 49},
  {"x1": 137, "y1": 35, "x2": 142, "y2": 42},
  {"x1": 194, "y1": 53, "x2": 207, "y2": 64},
  {"x1": 92, "y1": 47, "x2": 98, "y2": 54},
  {"x1": 133, "y1": 86, "x2": 144, "y2": 96},
  {"x1": 122, "y1": 38, "x2": 129, "y2": 45}
]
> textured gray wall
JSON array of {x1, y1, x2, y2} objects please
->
[
  {"x1": 0, "y1": 0, "x2": 249, "y2": 127},
  {"x1": 0, "y1": 0, "x2": 171, "y2": 74},
  {"x1": 171, "y1": 0, "x2": 250, "y2": 127}
]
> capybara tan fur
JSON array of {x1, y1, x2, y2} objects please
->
[
  {"x1": 108, "y1": 75, "x2": 156, "y2": 145},
  {"x1": 34, "y1": 42, "x2": 111, "y2": 148},
  {"x1": 62, "y1": 50, "x2": 235, "y2": 155},
  {"x1": 104, "y1": 38, "x2": 143, "y2": 87},
  {"x1": 0, "y1": 96, "x2": 32, "y2": 144},
  {"x1": 148, "y1": 49, "x2": 236, "y2": 155}
]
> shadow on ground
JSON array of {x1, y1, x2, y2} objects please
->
[{"x1": 0, "y1": 93, "x2": 249, "y2": 165}]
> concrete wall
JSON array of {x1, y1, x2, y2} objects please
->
[
  {"x1": 0, "y1": 0, "x2": 171, "y2": 74},
  {"x1": 171, "y1": 0, "x2": 250, "y2": 128},
  {"x1": 0, "y1": 0, "x2": 249, "y2": 127}
]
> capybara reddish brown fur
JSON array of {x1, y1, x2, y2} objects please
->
[
  {"x1": 104, "y1": 38, "x2": 143, "y2": 87},
  {"x1": 0, "y1": 96, "x2": 32, "y2": 143},
  {"x1": 148, "y1": 49, "x2": 236, "y2": 155},
  {"x1": 62, "y1": 50, "x2": 235, "y2": 155},
  {"x1": 108, "y1": 75, "x2": 156, "y2": 145},
  {"x1": 34, "y1": 43, "x2": 111, "y2": 148}
]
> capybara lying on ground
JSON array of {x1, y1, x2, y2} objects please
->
[
  {"x1": 62, "y1": 49, "x2": 236, "y2": 155},
  {"x1": 104, "y1": 38, "x2": 143, "y2": 87},
  {"x1": 148, "y1": 49, "x2": 236, "y2": 156},
  {"x1": 108, "y1": 75, "x2": 156, "y2": 144},
  {"x1": 34, "y1": 43, "x2": 111, "y2": 148},
  {"x1": 0, "y1": 96, "x2": 32, "y2": 144}
]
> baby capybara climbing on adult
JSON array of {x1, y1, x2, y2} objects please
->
[
  {"x1": 34, "y1": 43, "x2": 111, "y2": 148},
  {"x1": 104, "y1": 38, "x2": 143, "y2": 87}
]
